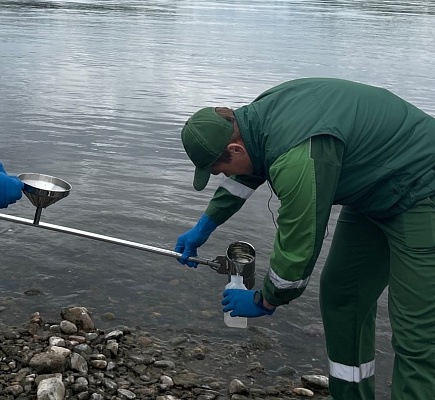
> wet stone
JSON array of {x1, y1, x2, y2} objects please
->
[
  {"x1": 90, "y1": 359, "x2": 107, "y2": 369},
  {"x1": 137, "y1": 336, "x2": 152, "y2": 347},
  {"x1": 4, "y1": 330, "x2": 20, "y2": 340},
  {"x1": 30, "y1": 312, "x2": 43, "y2": 324},
  {"x1": 228, "y1": 379, "x2": 250, "y2": 396},
  {"x1": 106, "y1": 340, "x2": 119, "y2": 356},
  {"x1": 193, "y1": 346, "x2": 207, "y2": 360},
  {"x1": 102, "y1": 312, "x2": 116, "y2": 321},
  {"x1": 61, "y1": 307, "x2": 95, "y2": 332},
  {"x1": 107, "y1": 361, "x2": 116, "y2": 371},
  {"x1": 117, "y1": 388, "x2": 137, "y2": 399},
  {"x1": 128, "y1": 354, "x2": 146, "y2": 363},
  {"x1": 74, "y1": 343, "x2": 93, "y2": 355},
  {"x1": 156, "y1": 395, "x2": 178, "y2": 400},
  {"x1": 170, "y1": 336, "x2": 188, "y2": 346},
  {"x1": 5, "y1": 384, "x2": 24, "y2": 396},
  {"x1": 160, "y1": 375, "x2": 174, "y2": 387},
  {"x1": 303, "y1": 323, "x2": 325, "y2": 338},
  {"x1": 154, "y1": 360, "x2": 176, "y2": 369},
  {"x1": 230, "y1": 395, "x2": 250, "y2": 400},
  {"x1": 69, "y1": 335, "x2": 86, "y2": 343},
  {"x1": 29, "y1": 352, "x2": 67, "y2": 374},
  {"x1": 70, "y1": 352, "x2": 88, "y2": 375},
  {"x1": 103, "y1": 378, "x2": 118, "y2": 391},
  {"x1": 105, "y1": 330, "x2": 123, "y2": 341},
  {"x1": 85, "y1": 332, "x2": 99, "y2": 341},
  {"x1": 301, "y1": 374, "x2": 329, "y2": 391},
  {"x1": 50, "y1": 325, "x2": 62, "y2": 334},
  {"x1": 197, "y1": 394, "x2": 218, "y2": 400},
  {"x1": 60, "y1": 320, "x2": 78, "y2": 334}
]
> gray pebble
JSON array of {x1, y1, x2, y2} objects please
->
[{"x1": 60, "y1": 320, "x2": 78, "y2": 334}]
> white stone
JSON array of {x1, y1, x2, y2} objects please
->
[
  {"x1": 37, "y1": 376, "x2": 65, "y2": 400},
  {"x1": 293, "y1": 387, "x2": 314, "y2": 397},
  {"x1": 49, "y1": 337, "x2": 66, "y2": 347},
  {"x1": 160, "y1": 375, "x2": 174, "y2": 387}
]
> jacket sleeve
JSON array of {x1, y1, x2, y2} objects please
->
[
  {"x1": 205, "y1": 175, "x2": 265, "y2": 225},
  {"x1": 262, "y1": 135, "x2": 343, "y2": 306}
]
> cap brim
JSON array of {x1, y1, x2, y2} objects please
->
[{"x1": 193, "y1": 166, "x2": 211, "y2": 191}]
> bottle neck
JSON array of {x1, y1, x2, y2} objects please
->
[{"x1": 230, "y1": 275, "x2": 244, "y2": 285}]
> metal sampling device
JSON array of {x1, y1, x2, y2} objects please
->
[{"x1": 0, "y1": 173, "x2": 256, "y2": 288}]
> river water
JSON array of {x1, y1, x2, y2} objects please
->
[{"x1": 1, "y1": 1, "x2": 434, "y2": 398}]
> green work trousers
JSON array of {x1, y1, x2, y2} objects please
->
[{"x1": 320, "y1": 195, "x2": 435, "y2": 399}]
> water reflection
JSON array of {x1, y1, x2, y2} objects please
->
[{"x1": 0, "y1": 0, "x2": 176, "y2": 14}]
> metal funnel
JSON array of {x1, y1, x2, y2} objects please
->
[{"x1": 18, "y1": 173, "x2": 72, "y2": 225}]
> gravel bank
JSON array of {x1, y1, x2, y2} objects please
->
[{"x1": 0, "y1": 307, "x2": 330, "y2": 400}]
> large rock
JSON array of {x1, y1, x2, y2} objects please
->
[
  {"x1": 29, "y1": 347, "x2": 70, "y2": 374},
  {"x1": 61, "y1": 307, "x2": 95, "y2": 332}
]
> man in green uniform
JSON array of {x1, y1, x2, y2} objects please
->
[{"x1": 174, "y1": 78, "x2": 435, "y2": 400}]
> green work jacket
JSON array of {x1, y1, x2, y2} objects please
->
[{"x1": 204, "y1": 78, "x2": 435, "y2": 305}]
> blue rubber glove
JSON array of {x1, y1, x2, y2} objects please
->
[
  {"x1": 222, "y1": 289, "x2": 275, "y2": 318},
  {"x1": 0, "y1": 163, "x2": 24, "y2": 209},
  {"x1": 174, "y1": 214, "x2": 218, "y2": 268}
]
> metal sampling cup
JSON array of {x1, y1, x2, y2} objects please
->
[{"x1": 226, "y1": 241, "x2": 255, "y2": 289}]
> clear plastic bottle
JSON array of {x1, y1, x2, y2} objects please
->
[{"x1": 224, "y1": 274, "x2": 248, "y2": 328}]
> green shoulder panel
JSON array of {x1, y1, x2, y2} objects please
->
[
  {"x1": 263, "y1": 136, "x2": 343, "y2": 306},
  {"x1": 268, "y1": 139, "x2": 316, "y2": 281}
]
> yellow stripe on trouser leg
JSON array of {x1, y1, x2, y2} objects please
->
[
  {"x1": 320, "y1": 206, "x2": 390, "y2": 399},
  {"x1": 371, "y1": 195, "x2": 435, "y2": 400}
]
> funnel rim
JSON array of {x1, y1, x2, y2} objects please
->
[
  {"x1": 18, "y1": 173, "x2": 72, "y2": 192},
  {"x1": 18, "y1": 173, "x2": 72, "y2": 209}
]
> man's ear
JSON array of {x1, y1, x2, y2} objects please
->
[{"x1": 227, "y1": 143, "x2": 245, "y2": 155}]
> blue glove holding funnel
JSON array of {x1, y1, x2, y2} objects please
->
[
  {"x1": 175, "y1": 214, "x2": 218, "y2": 268},
  {"x1": 0, "y1": 163, "x2": 24, "y2": 208}
]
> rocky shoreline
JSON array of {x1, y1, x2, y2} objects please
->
[{"x1": 0, "y1": 307, "x2": 330, "y2": 400}]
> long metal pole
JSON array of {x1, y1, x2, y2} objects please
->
[{"x1": 0, "y1": 213, "x2": 220, "y2": 269}]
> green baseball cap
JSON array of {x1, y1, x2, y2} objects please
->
[{"x1": 181, "y1": 107, "x2": 233, "y2": 191}]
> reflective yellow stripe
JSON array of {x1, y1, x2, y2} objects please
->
[
  {"x1": 329, "y1": 359, "x2": 375, "y2": 383},
  {"x1": 269, "y1": 267, "x2": 311, "y2": 289},
  {"x1": 220, "y1": 177, "x2": 254, "y2": 200}
]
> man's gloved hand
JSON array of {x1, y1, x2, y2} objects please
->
[
  {"x1": 0, "y1": 163, "x2": 24, "y2": 209},
  {"x1": 222, "y1": 289, "x2": 275, "y2": 318},
  {"x1": 175, "y1": 214, "x2": 218, "y2": 268}
]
